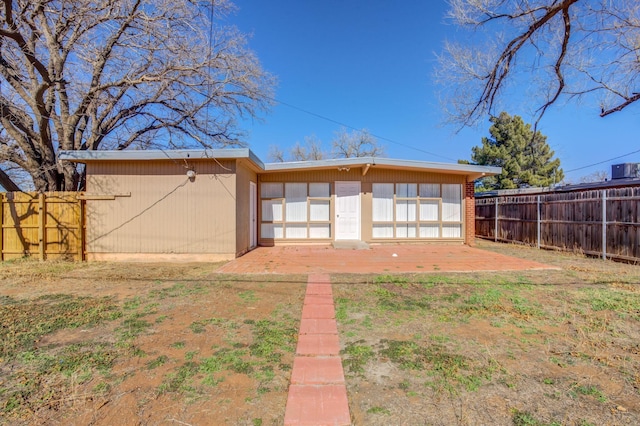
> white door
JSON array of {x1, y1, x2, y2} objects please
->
[
  {"x1": 335, "y1": 181, "x2": 361, "y2": 240},
  {"x1": 249, "y1": 181, "x2": 257, "y2": 249}
]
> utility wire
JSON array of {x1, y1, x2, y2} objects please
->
[
  {"x1": 564, "y1": 147, "x2": 640, "y2": 173},
  {"x1": 272, "y1": 98, "x2": 456, "y2": 162}
]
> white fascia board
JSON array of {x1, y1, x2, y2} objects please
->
[
  {"x1": 58, "y1": 148, "x2": 265, "y2": 169},
  {"x1": 264, "y1": 157, "x2": 501, "y2": 177}
]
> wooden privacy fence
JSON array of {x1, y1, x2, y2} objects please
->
[
  {"x1": 476, "y1": 186, "x2": 640, "y2": 262},
  {"x1": 0, "y1": 192, "x2": 84, "y2": 261}
]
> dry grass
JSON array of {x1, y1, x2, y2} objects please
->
[{"x1": 333, "y1": 241, "x2": 640, "y2": 425}]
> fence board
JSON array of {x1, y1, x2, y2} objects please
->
[
  {"x1": 476, "y1": 185, "x2": 640, "y2": 262},
  {"x1": 1, "y1": 192, "x2": 84, "y2": 261}
]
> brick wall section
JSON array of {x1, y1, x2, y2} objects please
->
[{"x1": 464, "y1": 181, "x2": 475, "y2": 246}]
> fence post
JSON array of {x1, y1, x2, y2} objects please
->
[
  {"x1": 77, "y1": 197, "x2": 84, "y2": 261},
  {"x1": 38, "y1": 193, "x2": 46, "y2": 261},
  {"x1": 537, "y1": 195, "x2": 541, "y2": 249},
  {"x1": 494, "y1": 197, "x2": 499, "y2": 242},
  {"x1": 601, "y1": 189, "x2": 607, "y2": 260}
]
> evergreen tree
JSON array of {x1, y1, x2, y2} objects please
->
[{"x1": 468, "y1": 112, "x2": 563, "y2": 190}]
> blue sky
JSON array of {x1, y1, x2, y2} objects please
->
[{"x1": 230, "y1": 0, "x2": 639, "y2": 183}]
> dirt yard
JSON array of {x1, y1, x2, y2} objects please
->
[
  {"x1": 0, "y1": 242, "x2": 639, "y2": 426},
  {"x1": 333, "y1": 242, "x2": 640, "y2": 425},
  {"x1": 0, "y1": 262, "x2": 307, "y2": 425}
]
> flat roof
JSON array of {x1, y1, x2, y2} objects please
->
[
  {"x1": 59, "y1": 148, "x2": 265, "y2": 169},
  {"x1": 59, "y1": 149, "x2": 501, "y2": 180}
]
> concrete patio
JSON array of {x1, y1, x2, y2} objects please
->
[{"x1": 216, "y1": 244, "x2": 556, "y2": 274}]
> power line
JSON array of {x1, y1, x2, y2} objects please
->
[
  {"x1": 272, "y1": 98, "x2": 456, "y2": 162},
  {"x1": 564, "y1": 147, "x2": 640, "y2": 173}
]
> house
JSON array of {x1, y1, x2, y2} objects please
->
[{"x1": 59, "y1": 149, "x2": 500, "y2": 261}]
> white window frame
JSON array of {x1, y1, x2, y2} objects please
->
[
  {"x1": 260, "y1": 182, "x2": 331, "y2": 240},
  {"x1": 372, "y1": 183, "x2": 463, "y2": 239}
]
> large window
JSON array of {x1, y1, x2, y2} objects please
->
[
  {"x1": 372, "y1": 183, "x2": 463, "y2": 239},
  {"x1": 261, "y1": 182, "x2": 331, "y2": 239}
]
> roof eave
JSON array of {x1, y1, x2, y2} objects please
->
[
  {"x1": 264, "y1": 157, "x2": 501, "y2": 179},
  {"x1": 58, "y1": 148, "x2": 266, "y2": 170}
]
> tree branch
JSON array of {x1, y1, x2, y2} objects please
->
[{"x1": 0, "y1": 166, "x2": 21, "y2": 191}]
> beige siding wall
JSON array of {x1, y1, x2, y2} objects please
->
[
  {"x1": 85, "y1": 160, "x2": 237, "y2": 260},
  {"x1": 260, "y1": 168, "x2": 466, "y2": 185},
  {"x1": 259, "y1": 167, "x2": 468, "y2": 245},
  {"x1": 235, "y1": 160, "x2": 258, "y2": 256}
]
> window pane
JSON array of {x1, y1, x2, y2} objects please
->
[
  {"x1": 372, "y1": 183, "x2": 394, "y2": 221},
  {"x1": 286, "y1": 224, "x2": 307, "y2": 239},
  {"x1": 261, "y1": 223, "x2": 283, "y2": 239},
  {"x1": 419, "y1": 183, "x2": 440, "y2": 198},
  {"x1": 310, "y1": 200, "x2": 330, "y2": 221},
  {"x1": 261, "y1": 182, "x2": 283, "y2": 198},
  {"x1": 442, "y1": 184, "x2": 462, "y2": 222},
  {"x1": 262, "y1": 200, "x2": 282, "y2": 222},
  {"x1": 396, "y1": 200, "x2": 416, "y2": 222},
  {"x1": 442, "y1": 224, "x2": 462, "y2": 238},
  {"x1": 420, "y1": 224, "x2": 440, "y2": 238},
  {"x1": 285, "y1": 183, "x2": 307, "y2": 222},
  {"x1": 309, "y1": 224, "x2": 330, "y2": 239},
  {"x1": 419, "y1": 200, "x2": 439, "y2": 221},
  {"x1": 396, "y1": 183, "x2": 417, "y2": 197},
  {"x1": 309, "y1": 182, "x2": 330, "y2": 197},
  {"x1": 372, "y1": 224, "x2": 394, "y2": 238},
  {"x1": 396, "y1": 223, "x2": 416, "y2": 238}
]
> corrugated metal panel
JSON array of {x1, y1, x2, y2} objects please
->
[{"x1": 85, "y1": 160, "x2": 237, "y2": 255}]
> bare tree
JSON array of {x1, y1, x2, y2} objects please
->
[
  {"x1": 0, "y1": 0, "x2": 275, "y2": 191},
  {"x1": 269, "y1": 129, "x2": 384, "y2": 162},
  {"x1": 267, "y1": 145, "x2": 286, "y2": 163},
  {"x1": 578, "y1": 170, "x2": 608, "y2": 183},
  {"x1": 269, "y1": 135, "x2": 326, "y2": 162},
  {"x1": 331, "y1": 128, "x2": 384, "y2": 158},
  {"x1": 437, "y1": 0, "x2": 640, "y2": 128}
]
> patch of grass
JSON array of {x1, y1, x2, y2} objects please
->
[
  {"x1": 3, "y1": 343, "x2": 118, "y2": 416},
  {"x1": 341, "y1": 341, "x2": 375, "y2": 375},
  {"x1": 123, "y1": 296, "x2": 142, "y2": 311},
  {"x1": 372, "y1": 285, "x2": 430, "y2": 312},
  {"x1": 158, "y1": 361, "x2": 199, "y2": 394},
  {"x1": 511, "y1": 409, "x2": 562, "y2": 426},
  {"x1": 171, "y1": 341, "x2": 186, "y2": 349},
  {"x1": 117, "y1": 315, "x2": 151, "y2": 342},
  {"x1": 378, "y1": 339, "x2": 495, "y2": 393},
  {"x1": 335, "y1": 297, "x2": 350, "y2": 321},
  {"x1": 367, "y1": 406, "x2": 391, "y2": 415},
  {"x1": 0, "y1": 295, "x2": 121, "y2": 359},
  {"x1": 374, "y1": 274, "x2": 409, "y2": 286},
  {"x1": 249, "y1": 320, "x2": 297, "y2": 363},
  {"x1": 510, "y1": 295, "x2": 543, "y2": 318},
  {"x1": 581, "y1": 287, "x2": 640, "y2": 319},
  {"x1": 238, "y1": 290, "x2": 259, "y2": 303},
  {"x1": 202, "y1": 348, "x2": 253, "y2": 375},
  {"x1": 462, "y1": 288, "x2": 503, "y2": 313},
  {"x1": 149, "y1": 282, "x2": 208, "y2": 299},
  {"x1": 147, "y1": 355, "x2": 169, "y2": 370},
  {"x1": 571, "y1": 383, "x2": 607, "y2": 402},
  {"x1": 189, "y1": 317, "x2": 227, "y2": 334}
]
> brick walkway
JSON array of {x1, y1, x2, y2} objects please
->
[
  {"x1": 217, "y1": 244, "x2": 556, "y2": 274},
  {"x1": 284, "y1": 274, "x2": 351, "y2": 426}
]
